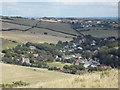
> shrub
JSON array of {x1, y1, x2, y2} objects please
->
[
  {"x1": 100, "y1": 71, "x2": 110, "y2": 79},
  {"x1": 44, "y1": 32, "x2": 48, "y2": 35},
  {"x1": 2, "y1": 81, "x2": 30, "y2": 88}
]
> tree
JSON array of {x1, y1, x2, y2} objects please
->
[{"x1": 44, "y1": 32, "x2": 48, "y2": 35}]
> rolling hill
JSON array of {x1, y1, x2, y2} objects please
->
[
  {"x1": 1, "y1": 63, "x2": 118, "y2": 88},
  {"x1": 1, "y1": 17, "x2": 77, "y2": 49}
]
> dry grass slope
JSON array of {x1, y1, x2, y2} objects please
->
[
  {"x1": 1, "y1": 63, "x2": 74, "y2": 85},
  {"x1": 1, "y1": 63, "x2": 118, "y2": 88},
  {"x1": 1, "y1": 31, "x2": 73, "y2": 44},
  {"x1": 32, "y1": 70, "x2": 118, "y2": 88}
]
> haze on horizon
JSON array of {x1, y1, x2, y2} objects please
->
[{"x1": 1, "y1": 1, "x2": 118, "y2": 17}]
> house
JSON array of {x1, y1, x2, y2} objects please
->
[
  {"x1": 21, "y1": 58, "x2": 30, "y2": 63},
  {"x1": 33, "y1": 54, "x2": 39, "y2": 57},
  {"x1": 75, "y1": 59, "x2": 85, "y2": 65},
  {"x1": 100, "y1": 65, "x2": 112, "y2": 69},
  {"x1": 29, "y1": 46, "x2": 36, "y2": 50},
  {"x1": 84, "y1": 62, "x2": 91, "y2": 68},
  {"x1": 75, "y1": 53, "x2": 82, "y2": 59},
  {"x1": 55, "y1": 55, "x2": 59, "y2": 59},
  {"x1": 62, "y1": 55, "x2": 75, "y2": 59},
  {"x1": 90, "y1": 65, "x2": 97, "y2": 68},
  {"x1": 77, "y1": 47, "x2": 83, "y2": 50}
]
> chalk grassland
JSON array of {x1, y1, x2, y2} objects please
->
[
  {"x1": 1, "y1": 31, "x2": 72, "y2": 44},
  {"x1": 24, "y1": 69, "x2": 119, "y2": 88},
  {"x1": 36, "y1": 21, "x2": 78, "y2": 34},
  {"x1": 26, "y1": 27, "x2": 74, "y2": 38},
  {"x1": 80, "y1": 29, "x2": 118, "y2": 38},
  {"x1": 2, "y1": 18, "x2": 38, "y2": 26},
  {"x1": 1, "y1": 63, "x2": 118, "y2": 88},
  {"x1": 2, "y1": 22, "x2": 30, "y2": 30},
  {"x1": 1, "y1": 38, "x2": 18, "y2": 49},
  {"x1": 2, "y1": 18, "x2": 78, "y2": 35},
  {"x1": 1, "y1": 19, "x2": 75, "y2": 48},
  {"x1": 1, "y1": 63, "x2": 74, "y2": 85}
]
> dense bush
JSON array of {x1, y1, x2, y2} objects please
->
[
  {"x1": 48, "y1": 67, "x2": 60, "y2": 71},
  {"x1": 63, "y1": 65, "x2": 85, "y2": 74}
]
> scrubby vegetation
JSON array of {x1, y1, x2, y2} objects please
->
[
  {"x1": 28, "y1": 69, "x2": 118, "y2": 88},
  {"x1": 2, "y1": 81, "x2": 30, "y2": 88}
]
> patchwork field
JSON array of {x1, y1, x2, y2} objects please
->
[
  {"x1": 2, "y1": 18, "x2": 78, "y2": 35},
  {"x1": 1, "y1": 63, "x2": 118, "y2": 88},
  {"x1": 1, "y1": 18, "x2": 76, "y2": 49}
]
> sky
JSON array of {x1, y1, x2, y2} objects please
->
[{"x1": 1, "y1": 0, "x2": 119, "y2": 17}]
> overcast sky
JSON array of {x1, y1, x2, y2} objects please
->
[{"x1": 1, "y1": 0, "x2": 119, "y2": 17}]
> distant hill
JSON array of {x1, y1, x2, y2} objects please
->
[{"x1": 1, "y1": 17, "x2": 77, "y2": 49}]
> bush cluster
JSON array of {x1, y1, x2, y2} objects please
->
[{"x1": 2, "y1": 81, "x2": 30, "y2": 88}]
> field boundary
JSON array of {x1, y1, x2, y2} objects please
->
[{"x1": 2, "y1": 21, "x2": 78, "y2": 36}]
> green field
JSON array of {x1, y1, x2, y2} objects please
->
[
  {"x1": 47, "y1": 62, "x2": 71, "y2": 68},
  {"x1": 36, "y1": 21, "x2": 78, "y2": 35},
  {"x1": 80, "y1": 30, "x2": 118, "y2": 38}
]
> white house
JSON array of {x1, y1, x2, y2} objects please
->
[{"x1": 21, "y1": 58, "x2": 30, "y2": 63}]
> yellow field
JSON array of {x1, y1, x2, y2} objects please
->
[{"x1": 1, "y1": 63, "x2": 118, "y2": 88}]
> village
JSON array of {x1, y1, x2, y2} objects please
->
[
  {"x1": 1, "y1": 34, "x2": 118, "y2": 74},
  {"x1": 28, "y1": 17, "x2": 118, "y2": 30}
]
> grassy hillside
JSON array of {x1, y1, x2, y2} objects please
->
[
  {"x1": 2, "y1": 22, "x2": 30, "y2": 30},
  {"x1": 1, "y1": 31, "x2": 73, "y2": 44},
  {"x1": 1, "y1": 63, "x2": 118, "y2": 88},
  {"x1": 2, "y1": 18, "x2": 78, "y2": 35},
  {"x1": 1, "y1": 63, "x2": 74, "y2": 85},
  {"x1": 1, "y1": 38, "x2": 19, "y2": 49},
  {"x1": 26, "y1": 27, "x2": 74, "y2": 38},
  {"x1": 2, "y1": 18, "x2": 38, "y2": 26},
  {"x1": 36, "y1": 21, "x2": 78, "y2": 35},
  {"x1": 80, "y1": 30, "x2": 118, "y2": 38},
  {"x1": 1, "y1": 18, "x2": 76, "y2": 48}
]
